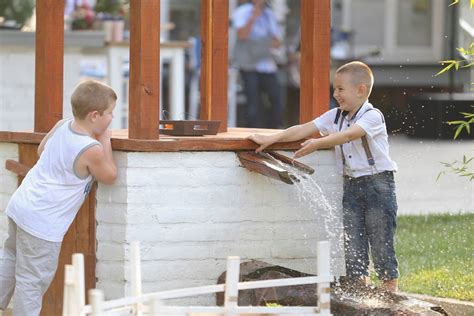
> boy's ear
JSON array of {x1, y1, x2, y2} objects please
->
[
  {"x1": 357, "y1": 84, "x2": 368, "y2": 97},
  {"x1": 88, "y1": 110, "x2": 100, "y2": 122}
]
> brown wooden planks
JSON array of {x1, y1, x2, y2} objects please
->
[
  {"x1": 238, "y1": 151, "x2": 293, "y2": 184},
  {"x1": 0, "y1": 129, "x2": 307, "y2": 152},
  {"x1": 300, "y1": 0, "x2": 331, "y2": 123},
  {"x1": 5, "y1": 159, "x2": 31, "y2": 177},
  {"x1": 128, "y1": 0, "x2": 161, "y2": 139},
  {"x1": 34, "y1": 0, "x2": 65, "y2": 133},
  {"x1": 200, "y1": 0, "x2": 229, "y2": 133}
]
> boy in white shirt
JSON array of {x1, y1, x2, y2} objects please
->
[
  {"x1": 248, "y1": 61, "x2": 399, "y2": 292},
  {"x1": 0, "y1": 80, "x2": 118, "y2": 315}
]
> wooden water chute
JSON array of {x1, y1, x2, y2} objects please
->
[{"x1": 238, "y1": 151, "x2": 314, "y2": 185}]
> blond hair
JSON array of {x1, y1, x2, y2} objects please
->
[
  {"x1": 336, "y1": 61, "x2": 374, "y2": 96},
  {"x1": 71, "y1": 80, "x2": 117, "y2": 119}
]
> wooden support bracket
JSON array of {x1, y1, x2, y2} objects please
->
[{"x1": 5, "y1": 159, "x2": 31, "y2": 177}]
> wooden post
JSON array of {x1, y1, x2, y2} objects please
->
[
  {"x1": 224, "y1": 256, "x2": 240, "y2": 316},
  {"x1": 128, "y1": 0, "x2": 161, "y2": 139},
  {"x1": 34, "y1": 0, "x2": 64, "y2": 133},
  {"x1": 300, "y1": 0, "x2": 331, "y2": 123},
  {"x1": 317, "y1": 241, "x2": 331, "y2": 315},
  {"x1": 200, "y1": 0, "x2": 229, "y2": 133}
]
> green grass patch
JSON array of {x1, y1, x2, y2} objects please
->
[{"x1": 395, "y1": 213, "x2": 474, "y2": 301}]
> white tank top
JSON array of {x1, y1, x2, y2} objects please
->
[{"x1": 6, "y1": 119, "x2": 100, "y2": 242}]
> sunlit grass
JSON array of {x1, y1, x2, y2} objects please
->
[{"x1": 395, "y1": 213, "x2": 474, "y2": 301}]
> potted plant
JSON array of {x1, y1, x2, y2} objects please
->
[{"x1": 95, "y1": 0, "x2": 129, "y2": 42}]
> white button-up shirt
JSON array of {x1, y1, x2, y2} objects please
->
[{"x1": 313, "y1": 101, "x2": 398, "y2": 177}]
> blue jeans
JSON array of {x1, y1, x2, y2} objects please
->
[
  {"x1": 240, "y1": 71, "x2": 283, "y2": 128},
  {"x1": 342, "y1": 171, "x2": 399, "y2": 281}
]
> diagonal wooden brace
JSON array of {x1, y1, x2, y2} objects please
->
[{"x1": 5, "y1": 159, "x2": 31, "y2": 177}]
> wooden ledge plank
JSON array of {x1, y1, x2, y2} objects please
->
[
  {"x1": 0, "y1": 131, "x2": 45, "y2": 144},
  {"x1": 0, "y1": 129, "x2": 309, "y2": 152}
]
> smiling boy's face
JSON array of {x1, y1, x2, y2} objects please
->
[{"x1": 332, "y1": 73, "x2": 367, "y2": 112}]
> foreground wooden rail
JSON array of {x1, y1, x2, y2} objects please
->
[{"x1": 63, "y1": 241, "x2": 333, "y2": 315}]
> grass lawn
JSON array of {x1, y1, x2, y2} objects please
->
[{"x1": 395, "y1": 213, "x2": 473, "y2": 301}]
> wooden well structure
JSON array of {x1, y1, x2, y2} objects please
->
[{"x1": 0, "y1": 0, "x2": 331, "y2": 314}]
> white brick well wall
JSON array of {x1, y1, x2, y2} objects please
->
[{"x1": 95, "y1": 150, "x2": 345, "y2": 304}]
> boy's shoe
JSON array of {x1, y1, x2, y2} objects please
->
[{"x1": 380, "y1": 279, "x2": 398, "y2": 292}]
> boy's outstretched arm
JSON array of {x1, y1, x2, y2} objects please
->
[
  {"x1": 248, "y1": 121, "x2": 318, "y2": 153},
  {"x1": 294, "y1": 124, "x2": 366, "y2": 158},
  {"x1": 82, "y1": 129, "x2": 117, "y2": 185}
]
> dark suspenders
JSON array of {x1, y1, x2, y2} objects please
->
[{"x1": 334, "y1": 107, "x2": 384, "y2": 167}]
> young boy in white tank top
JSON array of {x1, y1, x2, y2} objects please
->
[{"x1": 0, "y1": 80, "x2": 118, "y2": 315}]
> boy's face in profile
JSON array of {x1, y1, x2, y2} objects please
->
[
  {"x1": 332, "y1": 73, "x2": 365, "y2": 113},
  {"x1": 93, "y1": 101, "x2": 116, "y2": 135}
]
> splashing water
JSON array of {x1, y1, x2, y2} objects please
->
[{"x1": 265, "y1": 153, "x2": 343, "y2": 254}]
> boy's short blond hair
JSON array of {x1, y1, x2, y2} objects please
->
[
  {"x1": 336, "y1": 61, "x2": 374, "y2": 96},
  {"x1": 71, "y1": 80, "x2": 117, "y2": 119}
]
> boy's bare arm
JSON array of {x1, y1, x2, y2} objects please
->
[
  {"x1": 294, "y1": 125, "x2": 366, "y2": 158},
  {"x1": 83, "y1": 130, "x2": 117, "y2": 185},
  {"x1": 37, "y1": 119, "x2": 68, "y2": 156},
  {"x1": 248, "y1": 121, "x2": 318, "y2": 152}
]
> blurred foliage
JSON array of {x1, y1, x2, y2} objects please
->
[
  {"x1": 0, "y1": 0, "x2": 35, "y2": 27},
  {"x1": 437, "y1": 1, "x2": 473, "y2": 181},
  {"x1": 70, "y1": 1, "x2": 95, "y2": 30},
  {"x1": 449, "y1": 0, "x2": 474, "y2": 8},
  {"x1": 94, "y1": 0, "x2": 129, "y2": 18},
  {"x1": 395, "y1": 214, "x2": 474, "y2": 301}
]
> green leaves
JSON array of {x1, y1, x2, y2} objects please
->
[
  {"x1": 435, "y1": 43, "x2": 473, "y2": 76},
  {"x1": 450, "y1": 0, "x2": 474, "y2": 9},
  {"x1": 435, "y1": 60, "x2": 460, "y2": 76},
  {"x1": 448, "y1": 110, "x2": 474, "y2": 140}
]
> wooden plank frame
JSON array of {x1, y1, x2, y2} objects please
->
[
  {"x1": 300, "y1": 0, "x2": 331, "y2": 123},
  {"x1": 200, "y1": 0, "x2": 229, "y2": 133},
  {"x1": 34, "y1": 0, "x2": 64, "y2": 133},
  {"x1": 128, "y1": 0, "x2": 161, "y2": 139}
]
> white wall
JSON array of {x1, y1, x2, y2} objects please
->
[
  {"x1": 94, "y1": 150, "x2": 345, "y2": 303},
  {"x1": 0, "y1": 46, "x2": 104, "y2": 132}
]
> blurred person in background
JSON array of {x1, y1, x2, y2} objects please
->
[{"x1": 232, "y1": 0, "x2": 283, "y2": 128}]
